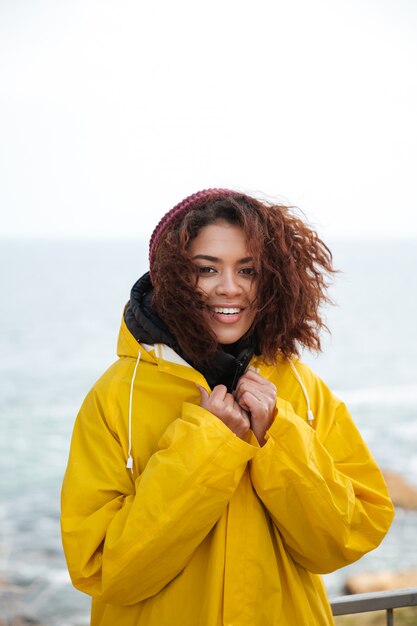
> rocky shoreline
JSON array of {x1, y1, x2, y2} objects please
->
[
  {"x1": 342, "y1": 469, "x2": 417, "y2": 594},
  {"x1": 382, "y1": 470, "x2": 417, "y2": 511}
]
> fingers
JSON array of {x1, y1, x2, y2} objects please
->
[
  {"x1": 240, "y1": 367, "x2": 273, "y2": 386},
  {"x1": 210, "y1": 384, "x2": 228, "y2": 402},
  {"x1": 197, "y1": 384, "x2": 228, "y2": 411},
  {"x1": 235, "y1": 376, "x2": 276, "y2": 406},
  {"x1": 234, "y1": 372, "x2": 277, "y2": 446},
  {"x1": 196, "y1": 373, "x2": 277, "y2": 446},
  {"x1": 196, "y1": 383, "x2": 250, "y2": 439},
  {"x1": 196, "y1": 384, "x2": 210, "y2": 404}
]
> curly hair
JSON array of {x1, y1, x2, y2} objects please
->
[{"x1": 151, "y1": 192, "x2": 336, "y2": 366}]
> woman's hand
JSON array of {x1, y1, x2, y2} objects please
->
[
  {"x1": 234, "y1": 369, "x2": 277, "y2": 446},
  {"x1": 197, "y1": 384, "x2": 251, "y2": 439}
]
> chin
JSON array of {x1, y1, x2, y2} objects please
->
[
  {"x1": 216, "y1": 336, "x2": 242, "y2": 345},
  {"x1": 212, "y1": 326, "x2": 251, "y2": 345}
]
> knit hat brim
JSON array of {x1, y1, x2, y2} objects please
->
[{"x1": 148, "y1": 188, "x2": 238, "y2": 278}]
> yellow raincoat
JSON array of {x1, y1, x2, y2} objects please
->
[{"x1": 61, "y1": 316, "x2": 394, "y2": 625}]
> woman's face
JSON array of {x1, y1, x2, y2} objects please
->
[{"x1": 188, "y1": 219, "x2": 258, "y2": 345}]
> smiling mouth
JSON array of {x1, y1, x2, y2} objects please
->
[{"x1": 211, "y1": 307, "x2": 243, "y2": 315}]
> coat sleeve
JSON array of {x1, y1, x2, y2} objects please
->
[
  {"x1": 250, "y1": 393, "x2": 395, "y2": 574},
  {"x1": 61, "y1": 388, "x2": 257, "y2": 606}
]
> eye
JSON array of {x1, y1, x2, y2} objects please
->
[
  {"x1": 196, "y1": 266, "x2": 217, "y2": 274},
  {"x1": 239, "y1": 267, "x2": 256, "y2": 276}
]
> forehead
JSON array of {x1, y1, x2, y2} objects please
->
[{"x1": 189, "y1": 219, "x2": 250, "y2": 256}]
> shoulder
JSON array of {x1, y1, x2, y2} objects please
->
[
  {"x1": 256, "y1": 353, "x2": 346, "y2": 433},
  {"x1": 86, "y1": 356, "x2": 136, "y2": 398},
  {"x1": 76, "y1": 356, "x2": 146, "y2": 430},
  {"x1": 256, "y1": 353, "x2": 337, "y2": 400},
  {"x1": 288, "y1": 357, "x2": 356, "y2": 440},
  {"x1": 288, "y1": 357, "x2": 336, "y2": 395}
]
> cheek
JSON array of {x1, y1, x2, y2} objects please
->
[
  {"x1": 194, "y1": 277, "x2": 209, "y2": 299},
  {"x1": 248, "y1": 308, "x2": 258, "y2": 326},
  {"x1": 249, "y1": 280, "x2": 258, "y2": 304}
]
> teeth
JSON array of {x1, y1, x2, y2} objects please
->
[{"x1": 213, "y1": 307, "x2": 241, "y2": 315}]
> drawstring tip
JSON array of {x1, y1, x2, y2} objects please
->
[
  {"x1": 307, "y1": 410, "x2": 314, "y2": 423},
  {"x1": 126, "y1": 456, "x2": 133, "y2": 469}
]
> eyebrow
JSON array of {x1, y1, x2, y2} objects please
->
[{"x1": 191, "y1": 255, "x2": 254, "y2": 264}]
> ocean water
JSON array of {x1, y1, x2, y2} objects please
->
[{"x1": 0, "y1": 238, "x2": 416, "y2": 624}]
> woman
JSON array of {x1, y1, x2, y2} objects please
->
[{"x1": 61, "y1": 188, "x2": 394, "y2": 626}]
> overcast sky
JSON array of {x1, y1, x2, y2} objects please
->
[{"x1": 1, "y1": 0, "x2": 416, "y2": 241}]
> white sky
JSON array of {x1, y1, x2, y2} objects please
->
[{"x1": 1, "y1": 0, "x2": 416, "y2": 240}]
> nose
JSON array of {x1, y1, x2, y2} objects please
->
[{"x1": 215, "y1": 270, "x2": 243, "y2": 297}]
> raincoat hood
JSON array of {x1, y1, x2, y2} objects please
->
[{"x1": 123, "y1": 272, "x2": 177, "y2": 351}]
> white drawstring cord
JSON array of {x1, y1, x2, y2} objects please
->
[
  {"x1": 126, "y1": 350, "x2": 141, "y2": 471},
  {"x1": 289, "y1": 360, "x2": 315, "y2": 423}
]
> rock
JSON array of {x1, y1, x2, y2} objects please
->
[
  {"x1": 382, "y1": 469, "x2": 417, "y2": 510},
  {"x1": 345, "y1": 569, "x2": 417, "y2": 594}
]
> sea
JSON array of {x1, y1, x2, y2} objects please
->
[{"x1": 1, "y1": 238, "x2": 416, "y2": 625}]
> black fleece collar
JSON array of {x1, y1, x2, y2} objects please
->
[{"x1": 124, "y1": 273, "x2": 258, "y2": 392}]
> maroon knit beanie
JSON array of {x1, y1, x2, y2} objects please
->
[{"x1": 149, "y1": 188, "x2": 239, "y2": 278}]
